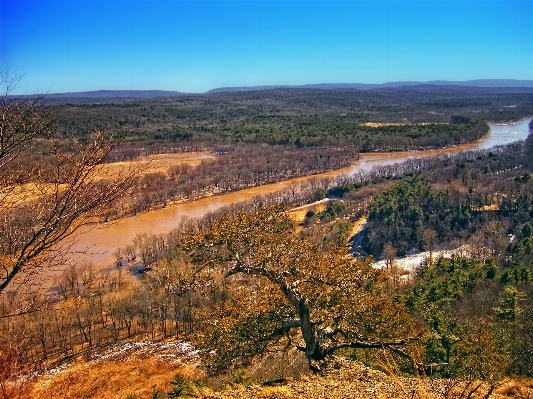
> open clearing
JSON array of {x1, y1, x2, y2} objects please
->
[
  {"x1": 288, "y1": 199, "x2": 328, "y2": 223},
  {"x1": 101, "y1": 151, "x2": 216, "y2": 178},
  {"x1": 2, "y1": 152, "x2": 216, "y2": 205}
]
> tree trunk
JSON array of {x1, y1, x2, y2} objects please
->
[{"x1": 296, "y1": 297, "x2": 327, "y2": 368}]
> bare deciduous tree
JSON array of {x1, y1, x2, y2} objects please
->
[
  {"x1": 0, "y1": 332, "x2": 28, "y2": 399},
  {"x1": 0, "y1": 73, "x2": 139, "y2": 292}
]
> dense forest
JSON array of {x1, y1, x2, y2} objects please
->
[
  {"x1": 49, "y1": 87, "x2": 532, "y2": 151},
  {"x1": 363, "y1": 138, "x2": 533, "y2": 256},
  {"x1": 2, "y1": 130, "x2": 532, "y2": 390},
  {"x1": 39, "y1": 87, "x2": 533, "y2": 219},
  {"x1": 2, "y1": 83, "x2": 533, "y2": 397}
]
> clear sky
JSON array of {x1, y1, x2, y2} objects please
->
[{"x1": 1, "y1": 0, "x2": 531, "y2": 94}]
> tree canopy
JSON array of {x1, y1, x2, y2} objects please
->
[{"x1": 175, "y1": 204, "x2": 422, "y2": 374}]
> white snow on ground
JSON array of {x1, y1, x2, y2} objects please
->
[
  {"x1": 373, "y1": 249, "x2": 458, "y2": 273},
  {"x1": 95, "y1": 340, "x2": 199, "y2": 361},
  {"x1": 35, "y1": 340, "x2": 199, "y2": 381}
]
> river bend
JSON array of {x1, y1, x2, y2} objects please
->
[{"x1": 22, "y1": 119, "x2": 533, "y2": 292}]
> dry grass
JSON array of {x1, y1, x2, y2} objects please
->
[
  {"x1": 253, "y1": 385, "x2": 295, "y2": 398},
  {"x1": 23, "y1": 346, "x2": 531, "y2": 399},
  {"x1": 288, "y1": 203, "x2": 327, "y2": 224},
  {"x1": 100, "y1": 152, "x2": 215, "y2": 179},
  {"x1": 29, "y1": 358, "x2": 194, "y2": 399},
  {"x1": 1, "y1": 182, "x2": 69, "y2": 205},
  {"x1": 477, "y1": 203, "x2": 500, "y2": 211},
  {"x1": 348, "y1": 216, "x2": 367, "y2": 238},
  {"x1": 495, "y1": 378, "x2": 533, "y2": 397},
  {"x1": 362, "y1": 122, "x2": 448, "y2": 127},
  {"x1": 208, "y1": 363, "x2": 516, "y2": 399},
  {"x1": 28, "y1": 340, "x2": 202, "y2": 399}
]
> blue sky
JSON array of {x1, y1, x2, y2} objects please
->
[{"x1": 1, "y1": 0, "x2": 531, "y2": 94}]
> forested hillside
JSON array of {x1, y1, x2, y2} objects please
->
[
  {"x1": 3, "y1": 129, "x2": 532, "y2": 398},
  {"x1": 2, "y1": 80, "x2": 533, "y2": 398},
  {"x1": 49, "y1": 88, "x2": 532, "y2": 150}
]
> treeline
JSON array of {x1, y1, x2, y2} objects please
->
[
  {"x1": 110, "y1": 144, "x2": 357, "y2": 219},
  {"x1": 6, "y1": 135, "x2": 358, "y2": 223},
  {"x1": 363, "y1": 144, "x2": 533, "y2": 257},
  {"x1": 184, "y1": 113, "x2": 488, "y2": 150},
  {"x1": 48, "y1": 88, "x2": 531, "y2": 150}
]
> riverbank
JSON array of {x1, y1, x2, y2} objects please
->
[
  {"x1": 5, "y1": 119, "x2": 531, "y2": 294},
  {"x1": 489, "y1": 116, "x2": 533, "y2": 126},
  {"x1": 103, "y1": 118, "x2": 532, "y2": 225}
]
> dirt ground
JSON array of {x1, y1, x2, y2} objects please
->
[{"x1": 288, "y1": 201, "x2": 328, "y2": 224}]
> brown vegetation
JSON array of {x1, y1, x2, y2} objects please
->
[
  {"x1": 205, "y1": 358, "x2": 515, "y2": 399},
  {"x1": 100, "y1": 151, "x2": 215, "y2": 180},
  {"x1": 2, "y1": 76, "x2": 532, "y2": 398},
  {"x1": 27, "y1": 340, "x2": 199, "y2": 399},
  {"x1": 0, "y1": 91, "x2": 138, "y2": 292}
]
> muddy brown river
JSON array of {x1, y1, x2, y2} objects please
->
[{"x1": 15, "y1": 119, "x2": 533, "y2": 292}]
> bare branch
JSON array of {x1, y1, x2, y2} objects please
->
[
  {"x1": 271, "y1": 319, "x2": 302, "y2": 339},
  {"x1": 0, "y1": 75, "x2": 140, "y2": 292}
]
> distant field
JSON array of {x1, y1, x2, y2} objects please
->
[
  {"x1": 362, "y1": 122, "x2": 448, "y2": 127},
  {"x1": 101, "y1": 151, "x2": 215, "y2": 178},
  {"x1": 1, "y1": 152, "x2": 215, "y2": 205}
]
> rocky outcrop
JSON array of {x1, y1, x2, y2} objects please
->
[{"x1": 203, "y1": 358, "x2": 507, "y2": 399}]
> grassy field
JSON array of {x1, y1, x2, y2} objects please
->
[{"x1": 101, "y1": 152, "x2": 215, "y2": 178}]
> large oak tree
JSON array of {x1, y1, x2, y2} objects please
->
[{"x1": 177, "y1": 204, "x2": 423, "y2": 374}]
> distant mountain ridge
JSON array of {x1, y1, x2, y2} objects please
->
[
  {"x1": 22, "y1": 90, "x2": 185, "y2": 104},
  {"x1": 44, "y1": 90, "x2": 183, "y2": 98},
  {"x1": 16, "y1": 80, "x2": 533, "y2": 104},
  {"x1": 208, "y1": 79, "x2": 533, "y2": 93}
]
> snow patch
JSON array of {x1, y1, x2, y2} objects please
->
[{"x1": 373, "y1": 249, "x2": 457, "y2": 272}]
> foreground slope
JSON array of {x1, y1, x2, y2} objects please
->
[
  {"x1": 206, "y1": 358, "x2": 527, "y2": 399},
  {"x1": 28, "y1": 349, "x2": 528, "y2": 399}
]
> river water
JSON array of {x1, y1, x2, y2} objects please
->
[{"x1": 24, "y1": 119, "x2": 533, "y2": 292}]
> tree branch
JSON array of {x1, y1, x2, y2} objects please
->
[{"x1": 271, "y1": 319, "x2": 302, "y2": 339}]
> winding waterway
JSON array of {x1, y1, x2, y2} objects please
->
[{"x1": 24, "y1": 119, "x2": 533, "y2": 292}]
